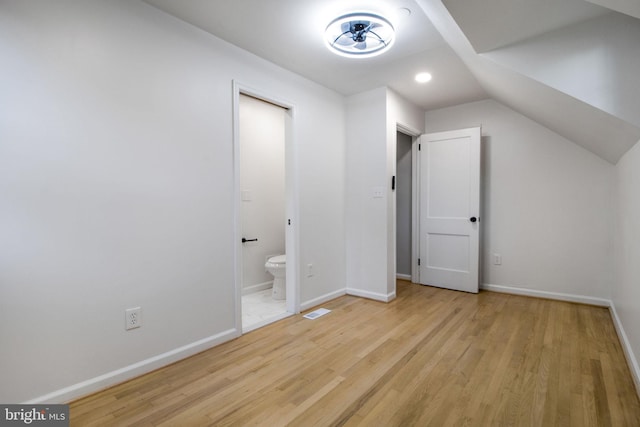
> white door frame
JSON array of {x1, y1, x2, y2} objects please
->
[
  {"x1": 395, "y1": 123, "x2": 423, "y2": 288},
  {"x1": 232, "y1": 81, "x2": 300, "y2": 334},
  {"x1": 410, "y1": 130, "x2": 421, "y2": 285}
]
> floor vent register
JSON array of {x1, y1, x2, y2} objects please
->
[{"x1": 303, "y1": 308, "x2": 331, "y2": 320}]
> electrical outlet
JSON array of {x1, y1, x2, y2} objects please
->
[{"x1": 125, "y1": 307, "x2": 142, "y2": 330}]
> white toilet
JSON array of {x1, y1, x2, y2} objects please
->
[{"x1": 265, "y1": 255, "x2": 286, "y2": 300}]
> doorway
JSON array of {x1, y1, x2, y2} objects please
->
[
  {"x1": 233, "y1": 83, "x2": 298, "y2": 334},
  {"x1": 396, "y1": 131, "x2": 413, "y2": 281},
  {"x1": 392, "y1": 126, "x2": 481, "y2": 294}
]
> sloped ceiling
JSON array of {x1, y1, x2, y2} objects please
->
[
  {"x1": 483, "y1": 12, "x2": 640, "y2": 130},
  {"x1": 417, "y1": 0, "x2": 640, "y2": 163},
  {"x1": 586, "y1": 0, "x2": 640, "y2": 20},
  {"x1": 440, "y1": 0, "x2": 608, "y2": 53},
  {"x1": 144, "y1": 0, "x2": 640, "y2": 164}
]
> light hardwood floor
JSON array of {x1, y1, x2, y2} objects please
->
[{"x1": 70, "y1": 281, "x2": 640, "y2": 426}]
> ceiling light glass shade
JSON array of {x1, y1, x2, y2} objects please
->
[{"x1": 325, "y1": 12, "x2": 395, "y2": 58}]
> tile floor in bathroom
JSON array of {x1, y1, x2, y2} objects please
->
[{"x1": 242, "y1": 288, "x2": 288, "y2": 332}]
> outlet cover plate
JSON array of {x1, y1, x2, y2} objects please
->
[{"x1": 125, "y1": 307, "x2": 142, "y2": 330}]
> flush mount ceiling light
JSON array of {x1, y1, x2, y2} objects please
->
[{"x1": 325, "y1": 12, "x2": 395, "y2": 58}]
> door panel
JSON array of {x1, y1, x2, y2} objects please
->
[
  {"x1": 426, "y1": 233, "x2": 469, "y2": 272},
  {"x1": 426, "y1": 137, "x2": 470, "y2": 218},
  {"x1": 419, "y1": 127, "x2": 480, "y2": 293}
]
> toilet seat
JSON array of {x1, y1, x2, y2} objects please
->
[{"x1": 267, "y1": 255, "x2": 286, "y2": 265}]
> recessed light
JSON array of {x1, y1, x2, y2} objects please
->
[
  {"x1": 325, "y1": 12, "x2": 395, "y2": 58},
  {"x1": 415, "y1": 72, "x2": 432, "y2": 83}
]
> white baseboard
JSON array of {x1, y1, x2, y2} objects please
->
[
  {"x1": 396, "y1": 273, "x2": 411, "y2": 281},
  {"x1": 609, "y1": 303, "x2": 640, "y2": 398},
  {"x1": 481, "y1": 283, "x2": 610, "y2": 307},
  {"x1": 25, "y1": 328, "x2": 239, "y2": 404},
  {"x1": 346, "y1": 287, "x2": 396, "y2": 303},
  {"x1": 26, "y1": 283, "x2": 640, "y2": 405},
  {"x1": 242, "y1": 281, "x2": 272, "y2": 295},
  {"x1": 300, "y1": 289, "x2": 346, "y2": 311}
]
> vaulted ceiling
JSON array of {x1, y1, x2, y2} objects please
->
[{"x1": 144, "y1": 0, "x2": 640, "y2": 164}]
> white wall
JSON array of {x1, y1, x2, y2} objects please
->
[
  {"x1": 345, "y1": 88, "x2": 389, "y2": 300},
  {"x1": 613, "y1": 138, "x2": 640, "y2": 390},
  {"x1": 239, "y1": 95, "x2": 285, "y2": 292},
  {"x1": 388, "y1": 90, "x2": 426, "y2": 135},
  {"x1": 424, "y1": 100, "x2": 614, "y2": 299},
  {"x1": 0, "y1": 0, "x2": 345, "y2": 403},
  {"x1": 345, "y1": 88, "x2": 424, "y2": 301},
  {"x1": 296, "y1": 94, "x2": 346, "y2": 310}
]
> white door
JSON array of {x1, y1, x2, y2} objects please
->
[{"x1": 418, "y1": 127, "x2": 481, "y2": 293}]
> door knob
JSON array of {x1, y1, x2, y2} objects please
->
[{"x1": 469, "y1": 217, "x2": 477, "y2": 223}]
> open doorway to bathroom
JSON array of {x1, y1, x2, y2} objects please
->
[{"x1": 236, "y1": 91, "x2": 293, "y2": 333}]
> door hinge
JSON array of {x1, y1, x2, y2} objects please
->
[
  {"x1": 418, "y1": 143, "x2": 421, "y2": 151},
  {"x1": 418, "y1": 258, "x2": 421, "y2": 266}
]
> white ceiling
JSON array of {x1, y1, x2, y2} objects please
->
[
  {"x1": 144, "y1": 0, "x2": 640, "y2": 163},
  {"x1": 416, "y1": 0, "x2": 640, "y2": 163},
  {"x1": 441, "y1": 0, "x2": 609, "y2": 53},
  {"x1": 586, "y1": 0, "x2": 640, "y2": 20},
  {"x1": 143, "y1": 0, "x2": 488, "y2": 110}
]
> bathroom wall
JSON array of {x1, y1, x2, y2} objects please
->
[
  {"x1": 0, "y1": 0, "x2": 346, "y2": 403},
  {"x1": 239, "y1": 95, "x2": 286, "y2": 294},
  {"x1": 424, "y1": 99, "x2": 614, "y2": 299},
  {"x1": 396, "y1": 131, "x2": 413, "y2": 278}
]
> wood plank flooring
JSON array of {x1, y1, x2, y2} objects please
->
[{"x1": 70, "y1": 281, "x2": 640, "y2": 426}]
